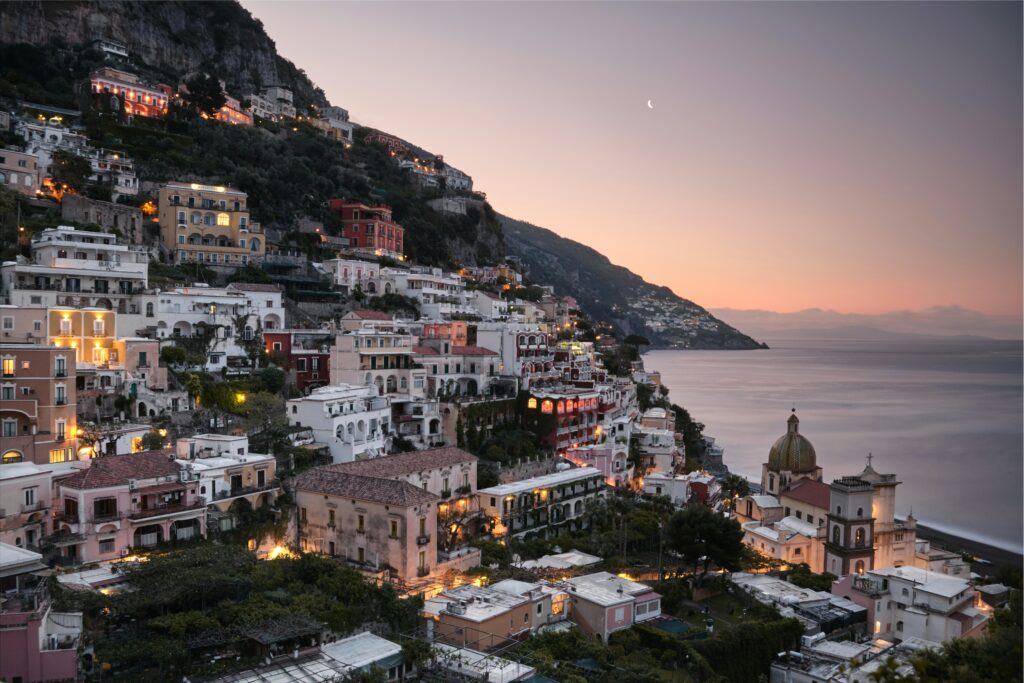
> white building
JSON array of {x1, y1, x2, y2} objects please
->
[
  {"x1": 323, "y1": 258, "x2": 382, "y2": 295},
  {"x1": 643, "y1": 472, "x2": 691, "y2": 506},
  {"x1": 175, "y1": 434, "x2": 278, "y2": 516},
  {"x1": 478, "y1": 466, "x2": 607, "y2": 540},
  {"x1": 1, "y1": 226, "x2": 150, "y2": 311},
  {"x1": 833, "y1": 566, "x2": 988, "y2": 644},
  {"x1": 439, "y1": 165, "x2": 473, "y2": 192},
  {"x1": 414, "y1": 341, "x2": 500, "y2": 399},
  {"x1": 742, "y1": 516, "x2": 826, "y2": 572},
  {"x1": 384, "y1": 266, "x2": 476, "y2": 319},
  {"x1": 469, "y1": 291, "x2": 510, "y2": 320},
  {"x1": 119, "y1": 283, "x2": 284, "y2": 371},
  {"x1": 0, "y1": 462, "x2": 52, "y2": 549},
  {"x1": 247, "y1": 85, "x2": 296, "y2": 120},
  {"x1": 635, "y1": 424, "x2": 679, "y2": 473},
  {"x1": 287, "y1": 384, "x2": 392, "y2": 463},
  {"x1": 475, "y1": 322, "x2": 557, "y2": 389}
]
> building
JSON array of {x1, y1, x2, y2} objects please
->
[
  {"x1": 824, "y1": 477, "x2": 876, "y2": 577},
  {"x1": 294, "y1": 466, "x2": 439, "y2": 579},
  {"x1": 157, "y1": 182, "x2": 265, "y2": 268},
  {"x1": 832, "y1": 566, "x2": 988, "y2": 643},
  {"x1": 0, "y1": 463, "x2": 53, "y2": 549},
  {"x1": 52, "y1": 450, "x2": 206, "y2": 564},
  {"x1": 247, "y1": 86, "x2": 296, "y2": 121},
  {"x1": 565, "y1": 445, "x2": 632, "y2": 488},
  {"x1": 562, "y1": 572, "x2": 662, "y2": 642},
  {"x1": 415, "y1": 340, "x2": 500, "y2": 399},
  {"x1": 330, "y1": 326, "x2": 426, "y2": 398},
  {"x1": 439, "y1": 164, "x2": 473, "y2": 191},
  {"x1": 478, "y1": 466, "x2": 606, "y2": 540},
  {"x1": 0, "y1": 225, "x2": 150, "y2": 311},
  {"x1": 327, "y1": 200, "x2": 404, "y2": 259},
  {"x1": 431, "y1": 644, "x2": 536, "y2": 682},
  {"x1": 175, "y1": 434, "x2": 279, "y2": 529},
  {"x1": 490, "y1": 578, "x2": 570, "y2": 631},
  {"x1": 213, "y1": 94, "x2": 253, "y2": 126},
  {"x1": 470, "y1": 290, "x2": 511, "y2": 320},
  {"x1": 913, "y1": 538, "x2": 970, "y2": 577},
  {"x1": 60, "y1": 195, "x2": 145, "y2": 243},
  {"x1": 731, "y1": 573, "x2": 867, "y2": 637},
  {"x1": 311, "y1": 106, "x2": 354, "y2": 143},
  {"x1": 520, "y1": 387, "x2": 602, "y2": 452},
  {"x1": 386, "y1": 266, "x2": 475, "y2": 319},
  {"x1": 634, "y1": 424, "x2": 680, "y2": 474},
  {"x1": 324, "y1": 258, "x2": 382, "y2": 294},
  {"x1": 264, "y1": 329, "x2": 332, "y2": 392},
  {"x1": 475, "y1": 323, "x2": 556, "y2": 389},
  {"x1": 770, "y1": 636, "x2": 939, "y2": 683},
  {"x1": 0, "y1": 344, "x2": 78, "y2": 466},
  {"x1": 89, "y1": 67, "x2": 169, "y2": 118},
  {"x1": 742, "y1": 516, "x2": 826, "y2": 571},
  {"x1": 852, "y1": 456, "x2": 917, "y2": 569},
  {"x1": 761, "y1": 411, "x2": 823, "y2": 497},
  {"x1": 0, "y1": 147, "x2": 41, "y2": 196},
  {"x1": 286, "y1": 384, "x2": 392, "y2": 463},
  {"x1": 643, "y1": 471, "x2": 692, "y2": 506},
  {"x1": 778, "y1": 478, "x2": 830, "y2": 528},
  {"x1": 424, "y1": 584, "x2": 534, "y2": 651},
  {"x1": 0, "y1": 543, "x2": 82, "y2": 683}
]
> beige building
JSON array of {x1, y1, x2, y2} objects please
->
[
  {"x1": 424, "y1": 584, "x2": 534, "y2": 651},
  {"x1": 0, "y1": 148, "x2": 40, "y2": 196},
  {"x1": 0, "y1": 462, "x2": 52, "y2": 549},
  {"x1": 0, "y1": 344, "x2": 78, "y2": 466},
  {"x1": 295, "y1": 467, "x2": 439, "y2": 580},
  {"x1": 157, "y1": 182, "x2": 265, "y2": 268}
]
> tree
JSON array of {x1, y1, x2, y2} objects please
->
[
  {"x1": 666, "y1": 504, "x2": 744, "y2": 575},
  {"x1": 787, "y1": 564, "x2": 837, "y2": 592},
  {"x1": 720, "y1": 474, "x2": 750, "y2": 502},
  {"x1": 259, "y1": 366, "x2": 286, "y2": 394},
  {"x1": 182, "y1": 73, "x2": 226, "y2": 116},
  {"x1": 185, "y1": 374, "x2": 203, "y2": 407},
  {"x1": 50, "y1": 150, "x2": 92, "y2": 192},
  {"x1": 141, "y1": 431, "x2": 167, "y2": 451},
  {"x1": 239, "y1": 393, "x2": 288, "y2": 452},
  {"x1": 160, "y1": 345, "x2": 189, "y2": 367}
]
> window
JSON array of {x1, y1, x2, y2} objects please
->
[
  {"x1": 2, "y1": 419, "x2": 16, "y2": 437},
  {"x1": 99, "y1": 539, "x2": 115, "y2": 554},
  {"x1": 1, "y1": 450, "x2": 22, "y2": 463},
  {"x1": 300, "y1": 507, "x2": 308, "y2": 523},
  {"x1": 1, "y1": 316, "x2": 11, "y2": 330},
  {"x1": 329, "y1": 541, "x2": 336, "y2": 556},
  {"x1": 390, "y1": 520, "x2": 399, "y2": 538},
  {"x1": 855, "y1": 528, "x2": 866, "y2": 546},
  {"x1": 93, "y1": 318, "x2": 105, "y2": 336},
  {"x1": 49, "y1": 448, "x2": 68, "y2": 464},
  {"x1": 1, "y1": 384, "x2": 13, "y2": 400},
  {"x1": 216, "y1": 213, "x2": 230, "y2": 226},
  {"x1": 896, "y1": 620, "x2": 904, "y2": 632},
  {"x1": 2, "y1": 357, "x2": 14, "y2": 377},
  {"x1": 418, "y1": 517, "x2": 426, "y2": 535},
  {"x1": 55, "y1": 357, "x2": 66, "y2": 377},
  {"x1": 357, "y1": 547, "x2": 365, "y2": 563},
  {"x1": 836, "y1": 506, "x2": 842, "y2": 515},
  {"x1": 855, "y1": 560, "x2": 866, "y2": 575},
  {"x1": 537, "y1": 603, "x2": 543, "y2": 615},
  {"x1": 832, "y1": 526, "x2": 841, "y2": 544},
  {"x1": 358, "y1": 514, "x2": 365, "y2": 531},
  {"x1": 55, "y1": 420, "x2": 66, "y2": 441},
  {"x1": 55, "y1": 384, "x2": 66, "y2": 405},
  {"x1": 524, "y1": 612, "x2": 529, "y2": 624},
  {"x1": 857, "y1": 507, "x2": 864, "y2": 517},
  {"x1": 296, "y1": 357, "x2": 306, "y2": 372},
  {"x1": 23, "y1": 487, "x2": 35, "y2": 506},
  {"x1": 328, "y1": 510, "x2": 336, "y2": 527}
]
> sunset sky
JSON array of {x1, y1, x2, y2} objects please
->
[{"x1": 245, "y1": 1, "x2": 1022, "y2": 317}]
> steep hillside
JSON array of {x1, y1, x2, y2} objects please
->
[
  {"x1": 0, "y1": 1, "x2": 327, "y2": 108},
  {"x1": 502, "y1": 215, "x2": 764, "y2": 349}
]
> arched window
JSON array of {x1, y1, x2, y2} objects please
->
[
  {"x1": 527, "y1": 397, "x2": 538, "y2": 410},
  {"x1": 250, "y1": 238, "x2": 261, "y2": 252},
  {"x1": 854, "y1": 560, "x2": 865, "y2": 575},
  {"x1": 768, "y1": 474, "x2": 775, "y2": 491},
  {"x1": 855, "y1": 528, "x2": 866, "y2": 546},
  {"x1": 216, "y1": 213, "x2": 230, "y2": 226},
  {"x1": 556, "y1": 401, "x2": 565, "y2": 414},
  {"x1": 857, "y1": 507, "x2": 864, "y2": 517},
  {"x1": 896, "y1": 621, "x2": 904, "y2": 632},
  {"x1": 832, "y1": 526, "x2": 840, "y2": 544},
  {"x1": 541, "y1": 400, "x2": 554, "y2": 414},
  {"x1": 2, "y1": 450, "x2": 23, "y2": 464},
  {"x1": 836, "y1": 505, "x2": 842, "y2": 516}
]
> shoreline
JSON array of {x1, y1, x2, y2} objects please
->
[{"x1": 914, "y1": 524, "x2": 1022, "y2": 576}]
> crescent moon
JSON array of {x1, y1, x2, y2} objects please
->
[{"x1": 647, "y1": 100, "x2": 654, "y2": 109}]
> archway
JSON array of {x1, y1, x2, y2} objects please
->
[
  {"x1": 137, "y1": 401, "x2": 147, "y2": 418},
  {"x1": 134, "y1": 524, "x2": 164, "y2": 548},
  {"x1": 386, "y1": 375, "x2": 397, "y2": 393}
]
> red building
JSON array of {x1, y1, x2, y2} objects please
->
[
  {"x1": 264, "y1": 331, "x2": 331, "y2": 392},
  {"x1": 327, "y1": 199, "x2": 404, "y2": 259}
]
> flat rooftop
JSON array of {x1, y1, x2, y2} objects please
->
[
  {"x1": 438, "y1": 585, "x2": 528, "y2": 622},
  {"x1": 869, "y1": 566, "x2": 972, "y2": 598},
  {"x1": 478, "y1": 466, "x2": 601, "y2": 496}
]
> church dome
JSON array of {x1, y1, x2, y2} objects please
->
[{"x1": 768, "y1": 411, "x2": 817, "y2": 473}]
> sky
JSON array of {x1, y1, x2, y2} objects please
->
[{"x1": 244, "y1": 1, "x2": 1022, "y2": 318}]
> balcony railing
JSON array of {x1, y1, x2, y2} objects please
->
[
  {"x1": 416, "y1": 534, "x2": 431, "y2": 546},
  {"x1": 211, "y1": 481, "x2": 281, "y2": 501},
  {"x1": 127, "y1": 499, "x2": 205, "y2": 521}
]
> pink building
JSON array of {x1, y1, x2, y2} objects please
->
[
  {"x1": 563, "y1": 571, "x2": 662, "y2": 642},
  {"x1": 562, "y1": 445, "x2": 632, "y2": 488},
  {"x1": 52, "y1": 450, "x2": 206, "y2": 564},
  {"x1": 0, "y1": 543, "x2": 82, "y2": 683}
]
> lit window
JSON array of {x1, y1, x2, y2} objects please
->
[
  {"x1": 2, "y1": 357, "x2": 15, "y2": 377},
  {"x1": 216, "y1": 213, "x2": 230, "y2": 226},
  {"x1": 49, "y1": 448, "x2": 68, "y2": 464},
  {"x1": 527, "y1": 397, "x2": 538, "y2": 410}
]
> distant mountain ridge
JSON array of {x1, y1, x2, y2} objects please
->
[
  {"x1": 712, "y1": 306, "x2": 1023, "y2": 341},
  {"x1": 502, "y1": 215, "x2": 764, "y2": 349}
]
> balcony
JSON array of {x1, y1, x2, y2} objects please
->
[
  {"x1": 440, "y1": 490, "x2": 451, "y2": 500},
  {"x1": 211, "y1": 481, "x2": 281, "y2": 502},
  {"x1": 417, "y1": 566, "x2": 430, "y2": 577},
  {"x1": 127, "y1": 500, "x2": 205, "y2": 521},
  {"x1": 416, "y1": 534, "x2": 431, "y2": 546},
  {"x1": 55, "y1": 370, "x2": 67, "y2": 378},
  {"x1": 21, "y1": 501, "x2": 47, "y2": 513}
]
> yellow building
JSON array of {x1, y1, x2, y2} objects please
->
[
  {"x1": 47, "y1": 308, "x2": 115, "y2": 365},
  {"x1": 157, "y1": 182, "x2": 265, "y2": 268}
]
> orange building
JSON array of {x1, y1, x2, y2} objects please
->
[
  {"x1": 89, "y1": 67, "x2": 169, "y2": 118},
  {"x1": 0, "y1": 344, "x2": 78, "y2": 465}
]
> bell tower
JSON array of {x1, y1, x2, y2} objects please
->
[{"x1": 824, "y1": 476, "x2": 875, "y2": 577}]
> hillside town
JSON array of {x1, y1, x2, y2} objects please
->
[{"x1": 0, "y1": 26, "x2": 1019, "y2": 683}]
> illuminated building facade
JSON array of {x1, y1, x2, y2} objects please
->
[
  {"x1": 89, "y1": 67, "x2": 169, "y2": 118},
  {"x1": 327, "y1": 199, "x2": 404, "y2": 259},
  {"x1": 0, "y1": 344, "x2": 78, "y2": 466},
  {"x1": 157, "y1": 182, "x2": 265, "y2": 268}
]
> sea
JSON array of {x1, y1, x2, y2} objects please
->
[{"x1": 645, "y1": 337, "x2": 1024, "y2": 554}]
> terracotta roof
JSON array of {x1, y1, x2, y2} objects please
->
[
  {"x1": 294, "y1": 469, "x2": 437, "y2": 506},
  {"x1": 781, "y1": 479, "x2": 830, "y2": 510},
  {"x1": 347, "y1": 310, "x2": 393, "y2": 321},
  {"x1": 325, "y1": 447, "x2": 477, "y2": 479},
  {"x1": 451, "y1": 345, "x2": 497, "y2": 356},
  {"x1": 60, "y1": 450, "x2": 180, "y2": 490},
  {"x1": 413, "y1": 345, "x2": 439, "y2": 356},
  {"x1": 227, "y1": 282, "x2": 281, "y2": 292}
]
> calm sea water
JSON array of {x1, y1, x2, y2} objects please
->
[{"x1": 646, "y1": 337, "x2": 1023, "y2": 553}]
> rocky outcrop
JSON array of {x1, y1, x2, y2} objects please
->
[{"x1": 0, "y1": 1, "x2": 327, "y2": 107}]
